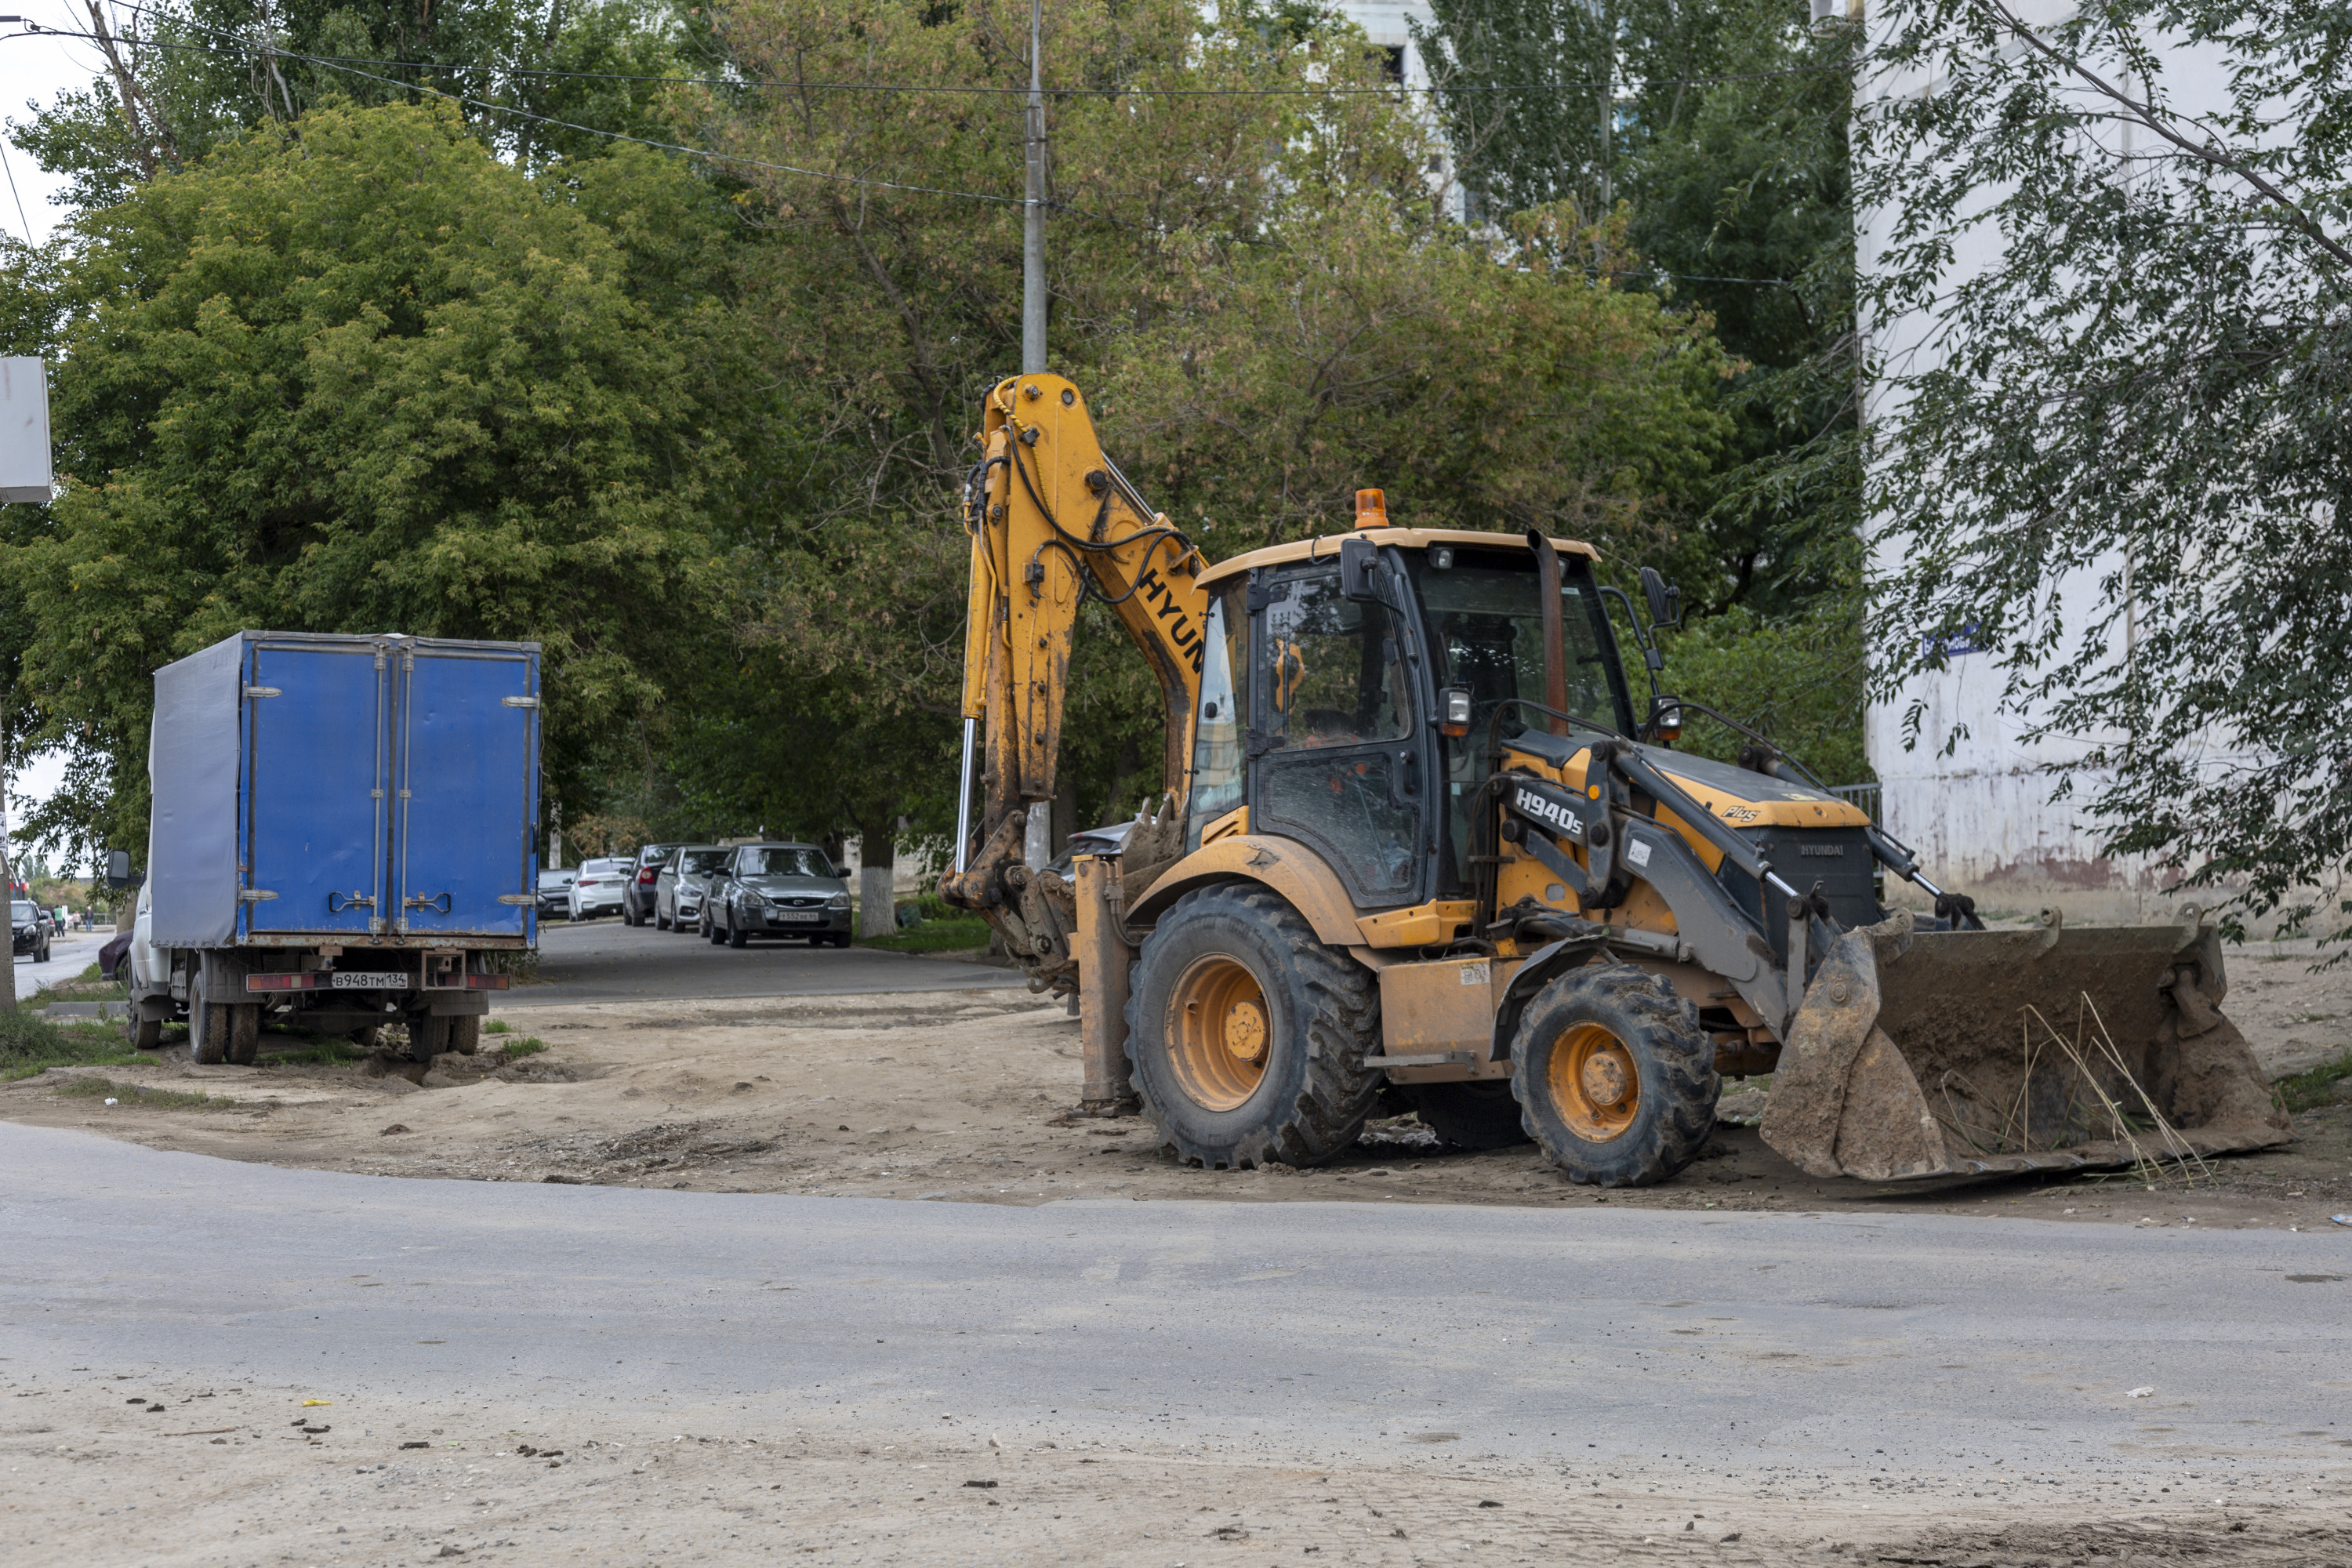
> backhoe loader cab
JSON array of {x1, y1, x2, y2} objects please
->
[{"x1": 944, "y1": 372, "x2": 2287, "y2": 1188}]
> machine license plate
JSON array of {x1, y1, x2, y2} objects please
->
[
  {"x1": 775, "y1": 911, "x2": 822, "y2": 924},
  {"x1": 330, "y1": 971, "x2": 406, "y2": 989}
]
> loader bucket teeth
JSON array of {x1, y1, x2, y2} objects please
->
[{"x1": 1761, "y1": 914, "x2": 2291, "y2": 1180}]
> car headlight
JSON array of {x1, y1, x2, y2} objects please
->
[{"x1": 826, "y1": 893, "x2": 851, "y2": 911}]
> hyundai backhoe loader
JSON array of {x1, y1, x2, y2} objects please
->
[{"x1": 942, "y1": 373, "x2": 2288, "y2": 1185}]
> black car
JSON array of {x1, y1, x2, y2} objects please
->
[
  {"x1": 12, "y1": 898, "x2": 53, "y2": 963},
  {"x1": 706, "y1": 843, "x2": 852, "y2": 949},
  {"x1": 620, "y1": 842, "x2": 688, "y2": 927}
]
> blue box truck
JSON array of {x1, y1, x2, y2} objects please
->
[{"x1": 122, "y1": 631, "x2": 541, "y2": 1065}]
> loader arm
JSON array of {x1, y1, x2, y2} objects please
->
[{"x1": 940, "y1": 374, "x2": 1213, "y2": 992}]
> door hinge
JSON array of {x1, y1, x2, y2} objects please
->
[
  {"x1": 398, "y1": 789, "x2": 412, "y2": 800},
  {"x1": 372, "y1": 789, "x2": 384, "y2": 799},
  {"x1": 497, "y1": 893, "x2": 535, "y2": 905},
  {"x1": 502, "y1": 695, "x2": 539, "y2": 709},
  {"x1": 244, "y1": 685, "x2": 281, "y2": 699},
  {"x1": 239, "y1": 889, "x2": 278, "y2": 902}
]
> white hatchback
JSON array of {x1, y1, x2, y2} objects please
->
[{"x1": 567, "y1": 858, "x2": 630, "y2": 920}]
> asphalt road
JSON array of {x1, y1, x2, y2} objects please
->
[
  {"x1": 14, "y1": 927, "x2": 111, "y2": 994},
  {"x1": 6, "y1": 1122, "x2": 2347, "y2": 1480},
  {"x1": 517, "y1": 914, "x2": 1017, "y2": 1006}
]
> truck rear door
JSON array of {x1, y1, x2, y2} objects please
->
[
  {"x1": 391, "y1": 642, "x2": 539, "y2": 938},
  {"x1": 243, "y1": 638, "x2": 391, "y2": 937}
]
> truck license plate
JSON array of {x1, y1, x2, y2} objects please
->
[
  {"x1": 775, "y1": 911, "x2": 822, "y2": 924},
  {"x1": 330, "y1": 971, "x2": 407, "y2": 989}
]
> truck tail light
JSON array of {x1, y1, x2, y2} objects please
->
[
  {"x1": 465, "y1": 974, "x2": 509, "y2": 990},
  {"x1": 245, "y1": 972, "x2": 325, "y2": 992}
]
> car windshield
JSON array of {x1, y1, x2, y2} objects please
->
[
  {"x1": 10, "y1": 902, "x2": 33, "y2": 922},
  {"x1": 538, "y1": 870, "x2": 576, "y2": 888},
  {"x1": 639, "y1": 845, "x2": 674, "y2": 866},
  {"x1": 736, "y1": 847, "x2": 830, "y2": 878},
  {"x1": 579, "y1": 858, "x2": 626, "y2": 877},
  {"x1": 679, "y1": 849, "x2": 728, "y2": 874}
]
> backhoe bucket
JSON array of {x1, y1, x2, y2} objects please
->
[{"x1": 1759, "y1": 914, "x2": 2289, "y2": 1181}]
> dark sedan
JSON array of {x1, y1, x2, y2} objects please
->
[
  {"x1": 706, "y1": 843, "x2": 852, "y2": 949},
  {"x1": 12, "y1": 898, "x2": 53, "y2": 963}
]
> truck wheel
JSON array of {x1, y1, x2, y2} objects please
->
[
  {"x1": 226, "y1": 1005, "x2": 261, "y2": 1066},
  {"x1": 1123, "y1": 884, "x2": 1381, "y2": 1170},
  {"x1": 125, "y1": 1007, "x2": 162, "y2": 1051},
  {"x1": 189, "y1": 972, "x2": 229, "y2": 1065},
  {"x1": 450, "y1": 1016, "x2": 481, "y2": 1055},
  {"x1": 1509, "y1": 963, "x2": 1717, "y2": 1188},
  {"x1": 348, "y1": 1025, "x2": 382, "y2": 1051},
  {"x1": 408, "y1": 1014, "x2": 452, "y2": 1062},
  {"x1": 1404, "y1": 1081, "x2": 1532, "y2": 1151}
]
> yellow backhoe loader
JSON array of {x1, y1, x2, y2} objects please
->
[{"x1": 942, "y1": 373, "x2": 2288, "y2": 1185}]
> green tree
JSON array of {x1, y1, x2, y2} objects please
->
[
  {"x1": 0, "y1": 100, "x2": 741, "y2": 862},
  {"x1": 11, "y1": 0, "x2": 705, "y2": 210},
  {"x1": 1861, "y1": 0, "x2": 2352, "y2": 937},
  {"x1": 702, "y1": 0, "x2": 1730, "y2": 854}
]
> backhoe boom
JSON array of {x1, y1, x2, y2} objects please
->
[{"x1": 941, "y1": 374, "x2": 1210, "y2": 992}]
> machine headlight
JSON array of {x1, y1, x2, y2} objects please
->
[{"x1": 826, "y1": 892, "x2": 851, "y2": 911}]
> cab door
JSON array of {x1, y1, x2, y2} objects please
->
[{"x1": 1247, "y1": 564, "x2": 1428, "y2": 909}]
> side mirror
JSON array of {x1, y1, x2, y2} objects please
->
[
  {"x1": 104, "y1": 848, "x2": 142, "y2": 890},
  {"x1": 833, "y1": 866, "x2": 851, "y2": 880},
  {"x1": 1639, "y1": 566, "x2": 1682, "y2": 632},
  {"x1": 1338, "y1": 535, "x2": 1379, "y2": 602},
  {"x1": 1438, "y1": 686, "x2": 1473, "y2": 739}
]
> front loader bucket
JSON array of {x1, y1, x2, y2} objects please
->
[{"x1": 1759, "y1": 914, "x2": 2290, "y2": 1181}]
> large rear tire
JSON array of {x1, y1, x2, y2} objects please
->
[
  {"x1": 1123, "y1": 884, "x2": 1381, "y2": 1170},
  {"x1": 450, "y1": 1016, "x2": 481, "y2": 1055},
  {"x1": 189, "y1": 969, "x2": 229, "y2": 1065},
  {"x1": 408, "y1": 1013, "x2": 452, "y2": 1063},
  {"x1": 1405, "y1": 1081, "x2": 1532, "y2": 1151},
  {"x1": 226, "y1": 1004, "x2": 260, "y2": 1066},
  {"x1": 1509, "y1": 963, "x2": 1716, "y2": 1187}
]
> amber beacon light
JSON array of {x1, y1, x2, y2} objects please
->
[{"x1": 1353, "y1": 488, "x2": 1388, "y2": 528}]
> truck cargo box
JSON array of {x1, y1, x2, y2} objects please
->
[{"x1": 149, "y1": 632, "x2": 540, "y2": 949}]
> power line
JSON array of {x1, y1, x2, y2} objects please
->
[{"x1": 3, "y1": 20, "x2": 1855, "y2": 97}]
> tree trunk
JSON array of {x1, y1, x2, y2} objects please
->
[{"x1": 856, "y1": 815, "x2": 898, "y2": 938}]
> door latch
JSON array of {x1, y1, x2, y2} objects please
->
[
  {"x1": 327, "y1": 891, "x2": 378, "y2": 913},
  {"x1": 404, "y1": 892, "x2": 453, "y2": 914}
]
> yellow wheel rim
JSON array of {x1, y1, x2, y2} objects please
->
[
  {"x1": 1549, "y1": 1022, "x2": 1639, "y2": 1143},
  {"x1": 1165, "y1": 955, "x2": 1272, "y2": 1112}
]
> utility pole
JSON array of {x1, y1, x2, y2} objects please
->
[
  {"x1": 1018, "y1": 0, "x2": 1053, "y2": 875},
  {"x1": 1022, "y1": 0, "x2": 1047, "y2": 376}
]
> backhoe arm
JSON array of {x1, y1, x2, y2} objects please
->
[{"x1": 940, "y1": 373, "x2": 1212, "y2": 993}]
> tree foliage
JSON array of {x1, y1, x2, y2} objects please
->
[
  {"x1": 1, "y1": 102, "x2": 743, "y2": 861},
  {"x1": 1861, "y1": 0, "x2": 2352, "y2": 935}
]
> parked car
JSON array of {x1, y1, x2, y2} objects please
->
[
  {"x1": 12, "y1": 898, "x2": 53, "y2": 962},
  {"x1": 620, "y1": 842, "x2": 688, "y2": 927},
  {"x1": 655, "y1": 845, "x2": 728, "y2": 931},
  {"x1": 705, "y1": 843, "x2": 851, "y2": 949},
  {"x1": 536, "y1": 866, "x2": 579, "y2": 920},
  {"x1": 567, "y1": 858, "x2": 629, "y2": 920}
]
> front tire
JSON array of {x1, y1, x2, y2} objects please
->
[
  {"x1": 727, "y1": 918, "x2": 748, "y2": 949},
  {"x1": 1123, "y1": 884, "x2": 1381, "y2": 1170},
  {"x1": 1509, "y1": 963, "x2": 1716, "y2": 1188}
]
